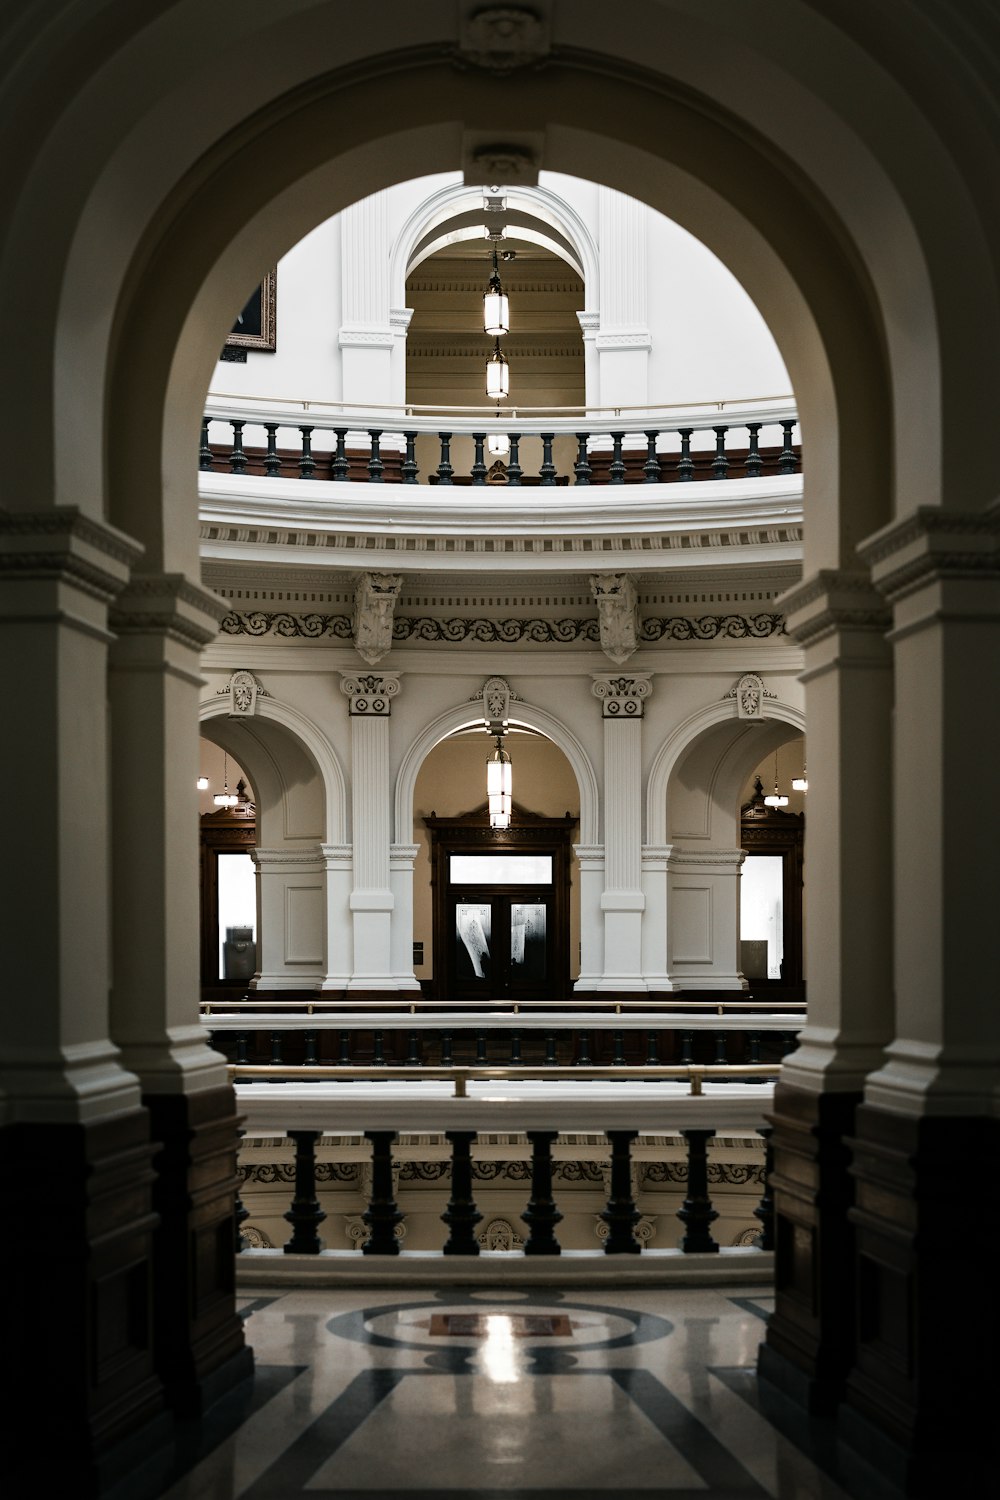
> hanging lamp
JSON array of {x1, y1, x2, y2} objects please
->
[
  {"x1": 483, "y1": 243, "x2": 510, "y2": 336},
  {"x1": 213, "y1": 752, "x2": 239, "y2": 807},
  {"x1": 486, "y1": 732, "x2": 512, "y2": 829},
  {"x1": 487, "y1": 400, "x2": 509, "y2": 457},
  {"x1": 763, "y1": 751, "x2": 789, "y2": 807},
  {"x1": 791, "y1": 764, "x2": 809, "y2": 792},
  {"x1": 486, "y1": 338, "x2": 509, "y2": 399}
]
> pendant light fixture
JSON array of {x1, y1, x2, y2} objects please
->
[
  {"x1": 791, "y1": 764, "x2": 809, "y2": 792},
  {"x1": 764, "y1": 751, "x2": 789, "y2": 808},
  {"x1": 482, "y1": 242, "x2": 510, "y2": 337},
  {"x1": 213, "y1": 752, "x2": 239, "y2": 807},
  {"x1": 196, "y1": 775, "x2": 209, "y2": 791},
  {"x1": 486, "y1": 732, "x2": 512, "y2": 829},
  {"x1": 486, "y1": 338, "x2": 509, "y2": 399},
  {"x1": 487, "y1": 400, "x2": 509, "y2": 457}
]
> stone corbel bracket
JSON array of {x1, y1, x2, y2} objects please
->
[
  {"x1": 353, "y1": 571, "x2": 402, "y2": 664},
  {"x1": 590, "y1": 572, "x2": 639, "y2": 664}
]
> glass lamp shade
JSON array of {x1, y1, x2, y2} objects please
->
[
  {"x1": 763, "y1": 786, "x2": 789, "y2": 808},
  {"x1": 487, "y1": 432, "x2": 510, "y2": 457},
  {"x1": 487, "y1": 740, "x2": 512, "y2": 829},
  {"x1": 483, "y1": 284, "x2": 510, "y2": 337},
  {"x1": 791, "y1": 774, "x2": 809, "y2": 792},
  {"x1": 196, "y1": 776, "x2": 210, "y2": 791},
  {"x1": 214, "y1": 790, "x2": 239, "y2": 807},
  {"x1": 486, "y1": 342, "x2": 509, "y2": 399}
]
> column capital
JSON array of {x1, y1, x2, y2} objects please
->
[
  {"x1": 340, "y1": 671, "x2": 401, "y2": 715},
  {"x1": 778, "y1": 568, "x2": 890, "y2": 647},
  {"x1": 858, "y1": 505, "x2": 1000, "y2": 605},
  {"x1": 0, "y1": 507, "x2": 142, "y2": 610},
  {"x1": 591, "y1": 673, "x2": 653, "y2": 718},
  {"x1": 110, "y1": 571, "x2": 226, "y2": 649}
]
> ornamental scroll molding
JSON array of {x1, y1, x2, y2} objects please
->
[
  {"x1": 218, "y1": 669, "x2": 268, "y2": 716},
  {"x1": 592, "y1": 674, "x2": 653, "y2": 719},
  {"x1": 219, "y1": 611, "x2": 786, "y2": 644},
  {"x1": 353, "y1": 571, "x2": 402, "y2": 664},
  {"x1": 340, "y1": 672, "x2": 401, "y2": 716},
  {"x1": 590, "y1": 572, "x2": 639, "y2": 664},
  {"x1": 594, "y1": 1214, "x2": 657, "y2": 1246},
  {"x1": 345, "y1": 1215, "x2": 407, "y2": 1250},
  {"x1": 476, "y1": 1218, "x2": 525, "y2": 1252},
  {"x1": 724, "y1": 671, "x2": 776, "y2": 720}
]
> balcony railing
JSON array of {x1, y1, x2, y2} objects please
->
[{"x1": 201, "y1": 395, "x2": 800, "y2": 488}]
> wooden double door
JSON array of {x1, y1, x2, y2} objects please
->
[{"x1": 425, "y1": 806, "x2": 576, "y2": 1003}]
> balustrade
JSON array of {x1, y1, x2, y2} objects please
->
[{"x1": 199, "y1": 400, "x2": 800, "y2": 487}]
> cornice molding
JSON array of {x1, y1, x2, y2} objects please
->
[
  {"x1": 110, "y1": 572, "x2": 226, "y2": 648},
  {"x1": 778, "y1": 568, "x2": 890, "y2": 646},
  {"x1": 0, "y1": 507, "x2": 143, "y2": 602},
  {"x1": 858, "y1": 506, "x2": 1000, "y2": 603}
]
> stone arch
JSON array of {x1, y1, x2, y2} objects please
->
[
  {"x1": 198, "y1": 694, "x2": 347, "y2": 846},
  {"x1": 395, "y1": 698, "x2": 600, "y2": 847}
]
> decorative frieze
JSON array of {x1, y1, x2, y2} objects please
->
[
  {"x1": 340, "y1": 672, "x2": 401, "y2": 716},
  {"x1": 353, "y1": 571, "x2": 402, "y2": 664},
  {"x1": 219, "y1": 610, "x2": 785, "y2": 644},
  {"x1": 591, "y1": 674, "x2": 653, "y2": 718},
  {"x1": 725, "y1": 671, "x2": 776, "y2": 719},
  {"x1": 590, "y1": 572, "x2": 639, "y2": 664}
]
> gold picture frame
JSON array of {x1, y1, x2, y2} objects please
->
[{"x1": 225, "y1": 269, "x2": 276, "y2": 352}]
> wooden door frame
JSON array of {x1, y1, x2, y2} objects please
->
[
  {"x1": 740, "y1": 775, "x2": 805, "y2": 1002},
  {"x1": 199, "y1": 796, "x2": 256, "y2": 997},
  {"x1": 424, "y1": 803, "x2": 577, "y2": 1004}
]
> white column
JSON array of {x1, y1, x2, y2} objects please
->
[
  {"x1": 573, "y1": 844, "x2": 606, "y2": 990},
  {"x1": 577, "y1": 310, "x2": 601, "y2": 411},
  {"x1": 339, "y1": 190, "x2": 396, "y2": 408},
  {"x1": 389, "y1": 843, "x2": 421, "y2": 992},
  {"x1": 341, "y1": 672, "x2": 400, "y2": 989},
  {"x1": 666, "y1": 849, "x2": 747, "y2": 990},
  {"x1": 319, "y1": 843, "x2": 353, "y2": 991},
  {"x1": 591, "y1": 675, "x2": 652, "y2": 990},
  {"x1": 860, "y1": 508, "x2": 1000, "y2": 1114},
  {"x1": 640, "y1": 844, "x2": 674, "y2": 990},
  {"x1": 0, "y1": 511, "x2": 143, "y2": 1123},
  {"x1": 596, "y1": 187, "x2": 651, "y2": 411},
  {"x1": 252, "y1": 847, "x2": 327, "y2": 990}
]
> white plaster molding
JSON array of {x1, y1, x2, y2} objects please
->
[
  {"x1": 725, "y1": 671, "x2": 775, "y2": 719},
  {"x1": 353, "y1": 571, "x2": 402, "y2": 665},
  {"x1": 858, "y1": 505, "x2": 1000, "y2": 605},
  {"x1": 340, "y1": 671, "x2": 401, "y2": 715},
  {"x1": 252, "y1": 846, "x2": 326, "y2": 868},
  {"x1": 456, "y1": 6, "x2": 551, "y2": 72},
  {"x1": 223, "y1": 668, "x2": 267, "y2": 716},
  {"x1": 591, "y1": 673, "x2": 653, "y2": 718},
  {"x1": 482, "y1": 675, "x2": 512, "y2": 732},
  {"x1": 778, "y1": 568, "x2": 890, "y2": 647},
  {"x1": 337, "y1": 326, "x2": 395, "y2": 349},
  {"x1": 590, "y1": 572, "x2": 640, "y2": 664},
  {"x1": 595, "y1": 331, "x2": 653, "y2": 352}
]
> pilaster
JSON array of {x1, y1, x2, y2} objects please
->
[
  {"x1": 319, "y1": 843, "x2": 354, "y2": 991},
  {"x1": 389, "y1": 843, "x2": 422, "y2": 992},
  {"x1": 591, "y1": 675, "x2": 651, "y2": 990},
  {"x1": 665, "y1": 848, "x2": 747, "y2": 990},
  {"x1": 572, "y1": 843, "x2": 606, "y2": 990},
  {"x1": 339, "y1": 190, "x2": 395, "y2": 406},
  {"x1": 341, "y1": 672, "x2": 400, "y2": 989},
  {"x1": 252, "y1": 847, "x2": 327, "y2": 990},
  {"x1": 596, "y1": 187, "x2": 651, "y2": 409},
  {"x1": 639, "y1": 844, "x2": 674, "y2": 990}
]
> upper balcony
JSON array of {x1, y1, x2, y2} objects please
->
[{"x1": 199, "y1": 395, "x2": 803, "y2": 575}]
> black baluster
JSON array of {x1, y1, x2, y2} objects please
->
[
  {"x1": 539, "y1": 433, "x2": 556, "y2": 485},
  {"x1": 612, "y1": 1030, "x2": 626, "y2": 1065},
  {"x1": 781, "y1": 1031, "x2": 798, "y2": 1056},
  {"x1": 303, "y1": 1029, "x2": 318, "y2": 1065},
  {"x1": 778, "y1": 420, "x2": 797, "y2": 474},
  {"x1": 401, "y1": 430, "x2": 419, "y2": 484},
  {"x1": 372, "y1": 1030, "x2": 386, "y2": 1066},
  {"x1": 236, "y1": 1031, "x2": 249, "y2": 1066},
  {"x1": 234, "y1": 1128, "x2": 249, "y2": 1252},
  {"x1": 645, "y1": 1031, "x2": 660, "y2": 1065},
  {"x1": 338, "y1": 1030, "x2": 351, "y2": 1065},
  {"x1": 609, "y1": 431, "x2": 626, "y2": 484},
  {"x1": 436, "y1": 431, "x2": 453, "y2": 484},
  {"x1": 676, "y1": 427, "x2": 694, "y2": 481},
  {"x1": 229, "y1": 420, "x2": 247, "y2": 474},
  {"x1": 753, "y1": 1126, "x2": 775, "y2": 1251},
  {"x1": 712, "y1": 425, "x2": 729, "y2": 480},
  {"x1": 471, "y1": 434, "x2": 487, "y2": 486},
  {"x1": 332, "y1": 427, "x2": 349, "y2": 482},
  {"x1": 574, "y1": 433, "x2": 592, "y2": 485},
  {"x1": 506, "y1": 433, "x2": 522, "y2": 485},
  {"x1": 406, "y1": 1030, "x2": 420, "y2": 1065},
  {"x1": 270, "y1": 1032, "x2": 283, "y2": 1066},
  {"x1": 199, "y1": 416, "x2": 213, "y2": 471},
  {"x1": 442, "y1": 1131, "x2": 481, "y2": 1255},
  {"x1": 745, "y1": 422, "x2": 763, "y2": 479},
  {"x1": 298, "y1": 425, "x2": 316, "y2": 480},
  {"x1": 475, "y1": 1029, "x2": 487, "y2": 1064},
  {"x1": 368, "y1": 429, "x2": 384, "y2": 483},
  {"x1": 677, "y1": 1129, "x2": 719, "y2": 1253},
  {"x1": 679, "y1": 1030, "x2": 694, "y2": 1064},
  {"x1": 714, "y1": 1032, "x2": 728, "y2": 1065},
  {"x1": 522, "y1": 1131, "x2": 562, "y2": 1255},
  {"x1": 600, "y1": 1131, "x2": 641, "y2": 1253},
  {"x1": 545, "y1": 1031, "x2": 557, "y2": 1064},
  {"x1": 509, "y1": 1030, "x2": 522, "y2": 1065},
  {"x1": 643, "y1": 430, "x2": 662, "y2": 483},
  {"x1": 264, "y1": 422, "x2": 281, "y2": 477},
  {"x1": 440, "y1": 1030, "x2": 454, "y2": 1065},
  {"x1": 362, "y1": 1131, "x2": 401, "y2": 1255},
  {"x1": 748, "y1": 1031, "x2": 762, "y2": 1065},
  {"x1": 575, "y1": 1030, "x2": 592, "y2": 1065},
  {"x1": 283, "y1": 1130, "x2": 326, "y2": 1254}
]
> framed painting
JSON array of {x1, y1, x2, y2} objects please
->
[{"x1": 225, "y1": 269, "x2": 277, "y2": 352}]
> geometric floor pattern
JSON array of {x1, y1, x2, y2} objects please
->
[{"x1": 160, "y1": 1286, "x2": 851, "y2": 1499}]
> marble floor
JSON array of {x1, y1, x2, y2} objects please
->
[{"x1": 161, "y1": 1285, "x2": 850, "y2": 1500}]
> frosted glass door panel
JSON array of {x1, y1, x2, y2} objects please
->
[
  {"x1": 450, "y1": 855, "x2": 552, "y2": 885},
  {"x1": 218, "y1": 852, "x2": 256, "y2": 979},
  {"x1": 456, "y1": 904, "x2": 492, "y2": 980},
  {"x1": 510, "y1": 903, "x2": 546, "y2": 981},
  {"x1": 740, "y1": 854, "x2": 784, "y2": 980}
]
